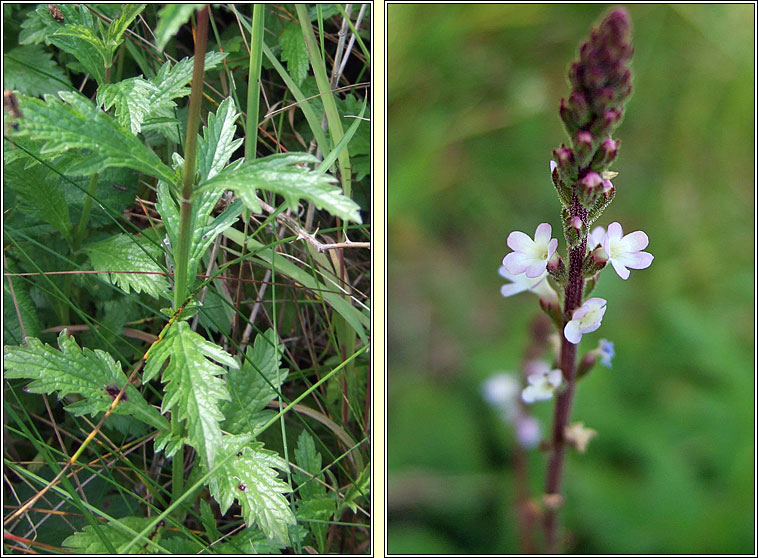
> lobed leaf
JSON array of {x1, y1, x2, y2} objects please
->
[
  {"x1": 86, "y1": 233, "x2": 170, "y2": 300},
  {"x1": 279, "y1": 23, "x2": 309, "y2": 87},
  {"x1": 16, "y1": 90, "x2": 177, "y2": 183},
  {"x1": 200, "y1": 153, "x2": 362, "y2": 223},
  {"x1": 196, "y1": 97, "x2": 243, "y2": 181},
  {"x1": 97, "y1": 77, "x2": 159, "y2": 134},
  {"x1": 143, "y1": 321, "x2": 237, "y2": 469},
  {"x1": 4, "y1": 332, "x2": 168, "y2": 431},
  {"x1": 48, "y1": 24, "x2": 108, "y2": 85},
  {"x1": 208, "y1": 436, "x2": 296, "y2": 546},
  {"x1": 156, "y1": 181, "x2": 244, "y2": 294},
  {"x1": 64, "y1": 516, "x2": 166, "y2": 554},
  {"x1": 222, "y1": 329, "x2": 289, "y2": 436}
]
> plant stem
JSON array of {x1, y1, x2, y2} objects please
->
[
  {"x1": 245, "y1": 3, "x2": 265, "y2": 163},
  {"x1": 170, "y1": 4, "x2": 209, "y2": 509},
  {"x1": 543, "y1": 194, "x2": 587, "y2": 553},
  {"x1": 173, "y1": 5, "x2": 209, "y2": 308}
]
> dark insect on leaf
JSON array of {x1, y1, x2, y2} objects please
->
[
  {"x1": 236, "y1": 451, "x2": 243, "y2": 457},
  {"x1": 48, "y1": 4, "x2": 64, "y2": 23},
  {"x1": 104, "y1": 384, "x2": 127, "y2": 402},
  {"x1": 4, "y1": 90, "x2": 22, "y2": 131},
  {"x1": 237, "y1": 483, "x2": 246, "y2": 491}
]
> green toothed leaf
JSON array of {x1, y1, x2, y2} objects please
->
[
  {"x1": 86, "y1": 233, "x2": 170, "y2": 300},
  {"x1": 4, "y1": 332, "x2": 168, "y2": 431},
  {"x1": 208, "y1": 435, "x2": 296, "y2": 546},
  {"x1": 15, "y1": 90, "x2": 177, "y2": 184},
  {"x1": 97, "y1": 77, "x2": 159, "y2": 134},
  {"x1": 3, "y1": 44, "x2": 72, "y2": 96},
  {"x1": 196, "y1": 96, "x2": 244, "y2": 181},
  {"x1": 143, "y1": 321, "x2": 237, "y2": 469},
  {"x1": 64, "y1": 516, "x2": 166, "y2": 554},
  {"x1": 279, "y1": 23, "x2": 309, "y2": 86},
  {"x1": 222, "y1": 329, "x2": 289, "y2": 436},
  {"x1": 200, "y1": 152, "x2": 362, "y2": 223}
]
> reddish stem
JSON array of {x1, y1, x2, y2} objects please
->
[{"x1": 543, "y1": 194, "x2": 587, "y2": 552}]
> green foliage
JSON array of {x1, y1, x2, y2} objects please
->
[
  {"x1": 222, "y1": 329, "x2": 289, "y2": 436},
  {"x1": 294, "y1": 431, "x2": 334, "y2": 551},
  {"x1": 201, "y1": 152, "x2": 362, "y2": 223},
  {"x1": 4, "y1": 158, "x2": 72, "y2": 242},
  {"x1": 3, "y1": 279, "x2": 42, "y2": 343},
  {"x1": 279, "y1": 23, "x2": 309, "y2": 87},
  {"x1": 86, "y1": 233, "x2": 170, "y2": 299},
  {"x1": 16, "y1": 90, "x2": 176, "y2": 183},
  {"x1": 4, "y1": 331, "x2": 167, "y2": 431},
  {"x1": 144, "y1": 321, "x2": 237, "y2": 468},
  {"x1": 4, "y1": 4, "x2": 370, "y2": 553},
  {"x1": 208, "y1": 435, "x2": 296, "y2": 546},
  {"x1": 3, "y1": 44, "x2": 72, "y2": 96},
  {"x1": 154, "y1": 4, "x2": 204, "y2": 52},
  {"x1": 63, "y1": 516, "x2": 166, "y2": 554}
]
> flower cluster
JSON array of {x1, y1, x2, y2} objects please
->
[{"x1": 499, "y1": 9, "x2": 651, "y2": 360}]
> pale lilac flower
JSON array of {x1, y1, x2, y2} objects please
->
[
  {"x1": 597, "y1": 339, "x2": 615, "y2": 368},
  {"x1": 498, "y1": 266, "x2": 559, "y2": 305},
  {"x1": 516, "y1": 416, "x2": 542, "y2": 449},
  {"x1": 550, "y1": 160, "x2": 558, "y2": 173},
  {"x1": 602, "y1": 221, "x2": 654, "y2": 280},
  {"x1": 564, "y1": 297, "x2": 607, "y2": 344},
  {"x1": 588, "y1": 225, "x2": 606, "y2": 249},
  {"x1": 502, "y1": 223, "x2": 558, "y2": 278},
  {"x1": 482, "y1": 372, "x2": 543, "y2": 448},
  {"x1": 482, "y1": 373, "x2": 520, "y2": 418},
  {"x1": 522, "y1": 363, "x2": 563, "y2": 403}
]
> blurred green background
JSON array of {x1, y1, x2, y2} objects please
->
[{"x1": 387, "y1": 4, "x2": 754, "y2": 554}]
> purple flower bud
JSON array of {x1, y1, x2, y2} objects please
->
[
  {"x1": 590, "y1": 138, "x2": 619, "y2": 170},
  {"x1": 574, "y1": 131, "x2": 595, "y2": 166},
  {"x1": 606, "y1": 107, "x2": 623, "y2": 124},
  {"x1": 578, "y1": 172, "x2": 603, "y2": 206},
  {"x1": 580, "y1": 172, "x2": 603, "y2": 189},
  {"x1": 570, "y1": 216, "x2": 583, "y2": 230}
]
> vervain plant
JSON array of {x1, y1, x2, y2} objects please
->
[
  {"x1": 482, "y1": 8, "x2": 652, "y2": 553},
  {"x1": 3, "y1": 4, "x2": 370, "y2": 554}
]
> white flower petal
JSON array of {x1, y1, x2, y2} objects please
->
[
  {"x1": 547, "y1": 369, "x2": 563, "y2": 387},
  {"x1": 564, "y1": 321, "x2": 582, "y2": 344},
  {"x1": 619, "y1": 230, "x2": 649, "y2": 252},
  {"x1": 503, "y1": 252, "x2": 531, "y2": 275},
  {"x1": 525, "y1": 260, "x2": 548, "y2": 278},
  {"x1": 606, "y1": 222, "x2": 624, "y2": 241},
  {"x1": 610, "y1": 258, "x2": 630, "y2": 279},
  {"x1": 624, "y1": 250, "x2": 654, "y2": 270},
  {"x1": 501, "y1": 283, "x2": 528, "y2": 297},
  {"x1": 534, "y1": 223, "x2": 552, "y2": 244},
  {"x1": 507, "y1": 230, "x2": 534, "y2": 252}
]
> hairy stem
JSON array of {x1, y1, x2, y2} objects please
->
[
  {"x1": 174, "y1": 5, "x2": 209, "y2": 308},
  {"x1": 543, "y1": 194, "x2": 587, "y2": 552},
  {"x1": 171, "y1": 4, "x2": 209, "y2": 510}
]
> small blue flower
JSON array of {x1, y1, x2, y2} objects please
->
[{"x1": 598, "y1": 339, "x2": 615, "y2": 368}]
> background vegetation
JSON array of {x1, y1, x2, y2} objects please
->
[
  {"x1": 4, "y1": 4, "x2": 370, "y2": 554},
  {"x1": 387, "y1": 4, "x2": 753, "y2": 554}
]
